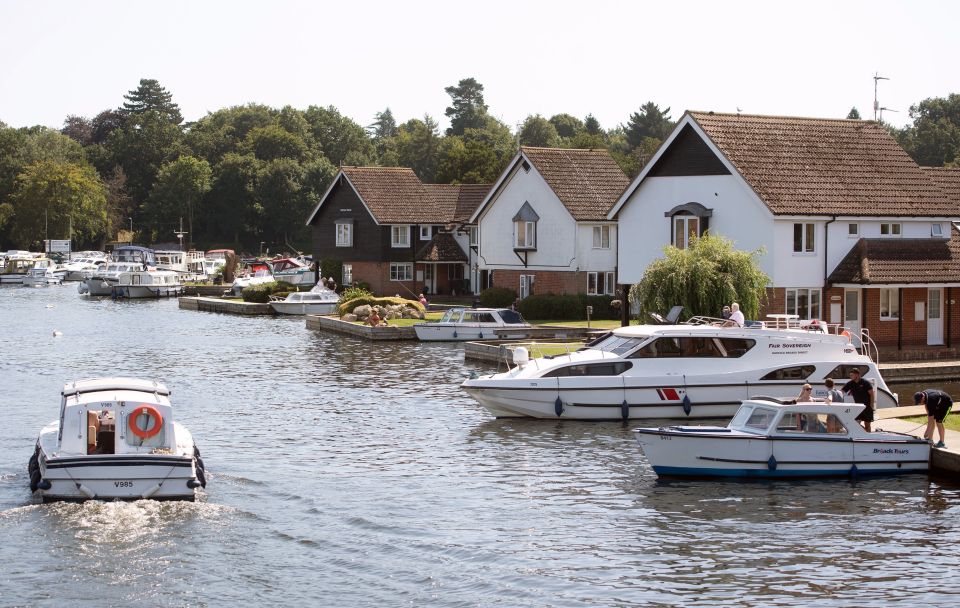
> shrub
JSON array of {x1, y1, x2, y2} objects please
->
[
  {"x1": 242, "y1": 282, "x2": 275, "y2": 303},
  {"x1": 337, "y1": 295, "x2": 424, "y2": 316},
  {"x1": 480, "y1": 287, "x2": 517, "y2": 308},
  {"x1": 340, "y1": 284, "x2": 373, "y2": 303},
  {"x1": 517, "y1": 293, "x2": 618, "y2": 321}
]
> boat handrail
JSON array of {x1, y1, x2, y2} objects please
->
[
  {"x1": 496, "y1": 341, "x2": 584, "y2": 373},
  {"x1": 860, "y1": 327, "x2": 880, "y2": 364}
]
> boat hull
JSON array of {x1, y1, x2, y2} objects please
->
[
  {"x1": 270, "y1": 302, "x2": 338, "y2": 315},
  {"x1": 414, "y1": 323, "x2": 530, "y2": 341},
  {"x1": 111, "y1": 285, "x2": 184, "y2": 298},
  {"x1": 462, "y1": 379, "x2": 899, "y2": 420},
  {"x1": 0, "y1": 273, "x2": 28, "y2": 284},
  {"x1": 35, "y1": 453, "x2": 201, "y2": 501},
  {"x1": 633, "y1": 430, "x2": 929, "y2": 478},
  {"x1": 22, "y1": 277, "x2": 62, "y2": 287}
]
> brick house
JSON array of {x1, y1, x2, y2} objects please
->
[
  {"x1": 470, "y1": 147, "x2": 629, "y2": 298},
  {"x1": 305, "y1": 166, "x2": 489, "y2": 296},
  {"x1": 608, "y1": 111, "x2": 960, "y2": 361}
]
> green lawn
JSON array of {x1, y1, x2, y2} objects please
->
[
  {"x1": 903, "y1": 413, "x2": 960, "y2": 432},
  {"x1": 527, "y1": 319, "x2": 622, "y2": 329}
]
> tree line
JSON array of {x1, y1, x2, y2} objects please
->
[{"x1": 0, "y1": 78, "x2": 957, "y2": 253}]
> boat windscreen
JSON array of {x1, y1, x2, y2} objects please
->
[
  {"x1": 499, "y1": 310, "x2": 524, "y2": 324},
  {"x1": 588, "y1": 334, "x2": 647, "y2": 355}
]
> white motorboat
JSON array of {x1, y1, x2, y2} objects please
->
[
  {"x1": 0, "y1": 254, "x2": 53, "y2": 284},
  {"x1": 22, "y1": 266, "x2": 63, "y2": 287},
  {"x1": 82, "y1": 261, "x2": 147, "y2": 296},
  {"x1": 461, "y1": 316, "x2": 899, "y2": 420},
  {"x1": 269, "y1": 257, "x2": 316, "y2": 286},
  {"x1": 633, "y1": 397, "x2": 929, "y2": 478},
  {"x1": 269, "y1": 283, "x2": 340, "y2": 315},
  {"x1": 232, "y1": 267, "x2": 274, "y2": 294},
  {"x1": 28, "y1": 377, "x2": 207, "y2": 502},
  {"x1": 61, "y1": 256, "x2": 106, "y2": 281},
  {"x1": 414, "y1": 307, "x2": 531, "y2": 341},
  {"x1": 112, "y1": 269, "x2": 184, "y2": 298}
]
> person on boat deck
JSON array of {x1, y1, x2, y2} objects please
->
[
  {"x1": 824, "y1": 378, "x2": 845, "y2": 404},
  {"x1": 842, "y1": 368, "x2": 876, "y2": 432},
  {"x1": 721, "y1": 305, "x2": 731, "y2": 320},
  {"x1": 915, "y1": 389, "x2": 953, "y2": 448},
  {"x1": 725, "y1": 303, "x2": 745, "y2": 327},
  {"x1": 796, "y1": 383, "x2": 814, "y2": 402}
]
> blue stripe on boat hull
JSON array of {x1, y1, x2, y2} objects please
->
[{"x1": 652, "y1": 466, "x2": 925, "y2": 478}]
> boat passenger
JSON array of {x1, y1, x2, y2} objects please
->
[
  {"x1": 724, "y1": 303, "x2": 744, "y2": 327},
  {"x1": 842, "y1": 368, "x2": 876, "y2": 432},
  {"x1": 796, "y1": 383, "x2": 814, "y2": 402},
  {"x1": 915, "y1": 389, "x2": 952, "y2": 448},
  {"x1": 824, "y1": 378, "x2": 845, "y2": 404}
]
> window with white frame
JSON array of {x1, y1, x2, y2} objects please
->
[
  {"x1": 391, "y1": 225, "x2": 411, "y2": 247},
  {"x1": 786, "y1": 288, "x2": 821, "y2": 320},
  {"x1": 674, "y1": 216, "x2": 700, "y2": 250},
  {"x1": 419, "y1": 225, "x2": 431, "y2": 240},
  {"x1": 592, "y1": 225, "x2": 611, "y2": 249},
  {"x1": 515, "y1": 221, "x2": 536, "y2": 249},
  {"x1": 588, "y1": 271, "x2": 616, "y2": 295},
  {"x1": 389, "y1": 262, "x2": 413, "y2": 281},
  {"x1": 932, "y1": 223, "x2": 943, "y2": 237},
  {"x1": 848, "y1": 223, "x2": 859, "y2": 237},
  {"x1": 879, "y1": 288, "x2": 900, "y2": 320},
  {"x1": 793, "y1": 223, "x2": 815, "y2": 253},
  {"x1": 519, "y1": 274, "x2": 535, "y2": 298},
  {"x1": 468, "y1": 226, "x2": 478, "y2": 246},
  {"x1": 880, "y1": 223, "x2": 902, "y2": 237},
  {"x1": 335, "y1": 222, "x2": 353, "y2": 247},
  {"x1": 341, "y1": 264, "x2": 353, "y2": 286}
]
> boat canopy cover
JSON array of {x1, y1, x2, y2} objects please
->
[{"x1": 62, "y1": 377, "x2": 170, "y2": 397}]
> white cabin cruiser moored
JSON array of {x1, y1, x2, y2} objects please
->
[
  {"x1": 269, "y1": 282, "x2": 340, "y2": 315},
  {"x1": 461, "y1": 316, "x2": 898, "y2": 420},
  {"x1": 414, "y1": 307, "x2": 531, "y2": 341},
  {"x1": 633, "y1": 398, "x2": 929, "y2": 478},
  {"x1": 28, "y1": 377, "x2": 207, "y2": 502}
]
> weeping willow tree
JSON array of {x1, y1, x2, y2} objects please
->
[{"x1": 629, "y1": 234, "x2": 770, "y2": 321}]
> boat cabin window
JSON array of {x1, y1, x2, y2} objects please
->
[
  {"x1": 542, "y1": 361, "x2": 633, "y2": 377},
  {"x1": 587, "y1": 335, "x2": 646, "y2": 355},
  {"x1": 824, "y1": 364, "x2": 869, "y2": 380},
  {"x1": 464, "y1": 311, "x2": 497, "y2": 323},
  {"x1": 718, "y1": 338, "x2": 755, "y2": 358},
  {"x1": 778, "y1": 412, "x2": 848, "y2": 434},
  {"x1": 498, "y1": 310, "x2": 525, "y2": 324},
  {"x1": 85, "y1": 409, "x2": 116, "y2": 455},
  {"x1": 744, "y1": 407, "x2": 776, "y2": 431},
  {"x1": 629, "y1": 337, "x2": 756, "y2": 358},
  {"x1": 441, "y1": 309, "x2": 464, "y2": 323},
  {"x1": 761, "y1": 365, "x2": 816, "y2": 381}
]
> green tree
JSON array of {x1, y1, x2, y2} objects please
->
[
  {"x1": 391, "y1": 115, "x2": 442, "y2": 182},
  {"x1": 629, "y1": 234, "x2": 769, "y2": 321},
  {"x1": 444, "y1": 77, "x2": 489, "y2": 136},
  {"x1": 103, "y1": 166, "x2": 133, "y2": 242},
  {"x1": 245, "y1": 124, "x2": 308, "y2": 162},
  {"x1": 519, "y1": 115, "x2": 560, "y2": 147},
  {"x1": 303, "y1": 105, "x2": 373, "y2": 166},
  {"x1": 896, "y1": 94, "x2": 960, "y2": 166},
  {"x1": 624, "y1": 102, "x2": 673, "y2": 149},
  {"x1": 120, "y1": 78, "x2": 183, "y2": 125},
  {"x1": 106, "y1": 109, "x2": 186, "y2": 208},
  {"x1": 8, "y1": 161, "x2": 107, "y2": 248},
  {"x1": 436, "y1": 118, "x2": 516, "y2": 184},
  {"x1": 846, "y1": 107, "x2": 862, "y2": 120},
  {"x1": 549, "y1": 113, "x2": 585, "y2": 139},
  {"x1": 145, "y1": 156, "x2": 212, "y2": 246},
  {"x1": 62, "y1": 115, "x2": 94, "y2": 145},
  {"x1": 584, "y1": 114, "x2": 602, "y2": 135},
  {"x1": 255, "y1": 157, "x2": 309, "y2": 247},
  {"x1": 369, "y1": 107, "x2": 398, "y2": 157},
  {"x1": 206, "y1": 153, "x2": 260, "y2": 246}
]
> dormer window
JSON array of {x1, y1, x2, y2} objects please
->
[
  {"x1": 665, "y1": 203, "x2": 712, "y2": 249},
  {"x1": 880, "y1": 223, "x2": 901, "y2": 237},
  {"x1": 513, "y1": 202, "x2": 539, "y2": 250}
]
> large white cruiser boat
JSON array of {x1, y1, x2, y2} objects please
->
[
  {"x1": 81, "y1": 261, "x2": 146, "y2": 295},
  {"x1": 112, "y1": 268, "x2": 184, "y2": 298},
  {"x1": 28, "y1": 378, "x2": 207, "y2": 502},
  {"x1": 634, "y1": 398, "x2": 929, "y2": 478},
  {"x1": 461, "y1": 317, "x2": 898, "y2": 420}
]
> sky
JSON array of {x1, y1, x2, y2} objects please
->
[{"x1": 0, "y1": 0, "x2": 956, "y2": 133}]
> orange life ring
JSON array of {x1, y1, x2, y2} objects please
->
[
  {"x1": 840, "y1": 329, "x2": 851, "y2": 341},
  {"x1": 129, "y1": 405, "x2": 163, "y2": 439}
]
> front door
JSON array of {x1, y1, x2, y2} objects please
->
[
  {"x1": 844, "y1": 289, "x2": 861, "y2": 347},
  {"x1": 928, "y1": 288, "x2": 944, "y2": 345}
]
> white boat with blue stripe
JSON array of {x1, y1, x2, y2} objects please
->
[{"x1": 633, "y1": 397, "x2": 929, "y2": 478}]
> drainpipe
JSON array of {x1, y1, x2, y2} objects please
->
[
  {"x1": 823, "y1": 215, "x2": 836, "y2": 299},
  {"x1": 897, "y1": 288, "x2": 902, "y2": 352}
]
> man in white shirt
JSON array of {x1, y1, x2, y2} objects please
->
[{"x1": 728, "y1": 302, "x2": 745, "y2": 327}]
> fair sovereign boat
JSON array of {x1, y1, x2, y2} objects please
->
[
  {"x1": 414, "y1": 307, "x2": 531, "y2": 341},
  {"x1": 633, "y1": 398, "x2": 929, "y2": 478},
  {"x1": 460, "y1": 317, "x2": 898, "y2": 420},
  {"x1": 28, "y1": 378, "x2": 207, "y2": 502}
]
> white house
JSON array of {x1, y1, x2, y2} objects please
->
[
  {"x1": 608, "y1": 111, "x2": 960, "y2": 360},
  {"x1": 471, "y1": 146, "x2": 628, "y2": 298}
]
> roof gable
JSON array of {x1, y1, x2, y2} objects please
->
[
  {"x1": 648, "y1": 124, "x2": 730, "y2": 177},
  {"x1": 520, "y1": 147, "x2": 629, "y2": 221}
]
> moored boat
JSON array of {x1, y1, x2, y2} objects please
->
[
  {"x1": 633, "y1": 397, "x2": 929, "y2": 478},
  {"x1": 28, "y1": 377, "x2": 207, "y2": 502},
  {"x1": 414, "y1": 307, "x2": 530, "y2": 341},
  {"x1": 112, "y1": 268, "x2": 184, "y2": 298},
  {"x1": 269, "y1": 283, "x2": 340, "y2": 315},
  {"x1": 22, "y1": 266, "x2": 63, "y2": 287},
  {"x1": 269, "y1": 256, "x2": 315, "y2": 286},
  {"x1": 461, "y1": 316, "x2": 899, "y2": 420}
]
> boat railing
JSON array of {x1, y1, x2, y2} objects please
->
[
  {"x1": 495, "y1": 341, "x2": 585, "y2": 373},
  {"x1": 859, "y1": 328, "x2": 880, "y2": 364}
]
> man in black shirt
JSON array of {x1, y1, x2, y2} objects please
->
[
  {"x1": 842, "y1": 368, "x2": 875, "y2": 431},
  {"x1": 915, "y1": 389, "x2": 953, "y2": 448}
]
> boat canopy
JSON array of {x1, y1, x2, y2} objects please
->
[{"x1": 62, "y1": 377, "x2": 170, "y2": 397}]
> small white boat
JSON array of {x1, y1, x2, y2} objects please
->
[
  {"x1": 633, "y1": 397, "x2": 929, "y2": 478},
  {"x1": 22, "y1": 266, "x2": 63, "y2": 287},
  {"x1": 28, "y1": 377, "x2": 207, "y2": 502},
  {"x1": 269, "y1": 257, "x2": 316, "y2": 286},
  {"x1": 0, "y1": 254, "x2": 54, "y2": 284},
  {"x1": 232, "y1": 267, "x2": 274, "y2": 295},
  {"x1": 61, "y1": 257, "x2": 106, "y2": 281},
  {"x1": 269, "y1": 283, "x2": 340, "y2": 315},
  {"x1": 414, "y1": 307, "x2": 530, "y2": 341},
  {"x1": 112, "y1": 269, "x2": 184, "y2": 298}
]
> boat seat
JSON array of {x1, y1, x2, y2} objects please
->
[{"x1": 87, "y1": 411, "x2": 101, "y2": 454}]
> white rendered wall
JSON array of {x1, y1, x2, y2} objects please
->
[
  {"x1": 575, "y1": 223, "x2": 617, "y2": 273},
  {"x1": 477, "y1": 166, "x2": 577, "y2": 271}
]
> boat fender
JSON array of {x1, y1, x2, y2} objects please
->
[
  {"x1": 30, "y1": 469, "x2": 41, "y2": 493},
  {"x1": 187, "y1": 479, "x2": 203, "y2": 489},
  {"x1": 767, "y1": 455, "x2": 777, "y2": 471},
  {"x1": 77, "y1": 483, "x2": 96, "y2": 499},
  {"x1": 129, "y1": 405, "x2": 164, "y2": 439},
  {"x1": 37, "y1": 479, "x2": 51, "y2": 491},
  {"x1": 453, "y1": 330, "x2": 458, "y2": 338},
  {"x1": 141, "y1": 483, "x2": 162, "y2": 499},
  {"x1": 849, "y1": 463, "x2": 858, "y2": 478},
  {"x1": 682, "y1": 395, "x2": 692, "y2": 416},
  {"x1": 554, "y1": 397, "x2": 564, "y2": 417},
  {"x1": 621, "y1": 400, "x2": 629, "y2": 420},
  {"x1": 195, "y1": 457, "x2": 207, "y2": 488}
]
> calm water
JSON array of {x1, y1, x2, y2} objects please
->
[{"x1": 1, "y1": 285, "x2": 959, "y2": 607}]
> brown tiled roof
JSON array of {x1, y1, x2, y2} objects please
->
[
  {"x1": 415, "y1": 231, "x2": 467, "y2": 263},
  {"x1": 688, "y1": 112, "x2": 955, "y2": 217},
  {"x1": 828, "y1": 232, "x2": 960, "y2": 284},
  {"x1": 426, "y1": 183, "x2": 492, "y2": 224},
  {"x1": 923, "y1": 167, "x2": 960, "y2": 207},
  {"x1": 521, "y1": 147, "x2": 629, "y2": 220},
  {"x1": 341, "y1": 166, "x2": 435, "y2": 224}
]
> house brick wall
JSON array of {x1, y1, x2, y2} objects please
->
[
  {"x1": 492, "y1": 270, "x2": 583, "y2": 296},
  {"x1": 348, "y1": 260, "x2": 419, "y2": 297}
]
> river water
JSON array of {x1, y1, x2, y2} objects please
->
[{"x1": 1, "y1": 285, "x2": 958, "y2": 607}]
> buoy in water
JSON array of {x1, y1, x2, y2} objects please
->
[{"x1": 52, "y1": 330, "x2": 63, "y2": 337}]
